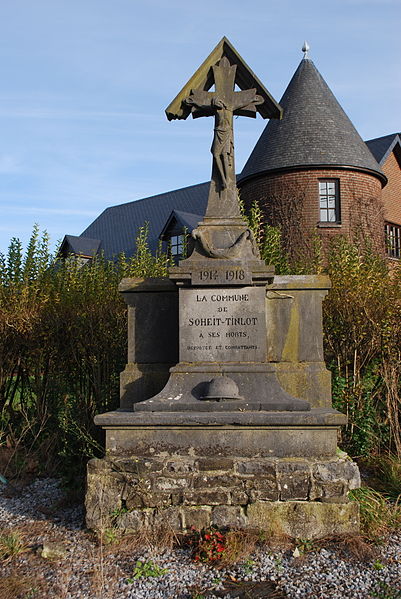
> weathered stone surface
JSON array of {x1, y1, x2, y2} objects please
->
[
  {"x1": 87, "y1": 457, "x2": 111, "y2": 473},
  {"x1": 116, "y1": 276, "x2": 333, "y2": 410},
  {"x1": 248, "y1": 488, "x2": 279, "y2": 502},
  {"x1": 183, "y1": 490, "x2": 230, "y2": 505},
  {"x1": 120, "y1": 363, "x2": 172, "y2": 409},
  {"x1": 313, "y1": 460, "x2": 361, "y2": 486},
  {"x1": 40, "y1": 543, "x2": 67, "y2": 560},
  {"x1": 97, "y1": 408, "x2": 346, "y2": 427},
  {"x1": 247, "y1": 501, "x2": 360, "y2": 539},
  {"x1": 193, "y1": 474, "x2": 239, "y2": 489},
  {"x1": 116, "y1": 510, "x2": 149, "y2": 531},
  {"x1": 245, "y1": 477, "x2": 279, "y2": 502},
  {"x1": 165, "y1": 460, "x2": 197, "y2": 474},
  {"x1": 274, "y1": 362, "x2": 332, "y2": 408},
  {"x1": 265, "y1": 277, "x2": 328, "y2": 361},
  {"x1": 180, "y1": 287, "x2": 267, "y2": 363},
  {"x1": 181, "y1": 507, "x2": 211, "y2": 530},
  {"x1": 235, "y1": 460, "x2": 276, "y2": 476},
  {"x1": 196, "y1": 457, "x2": 234, "y2": 471},
  {"x1": 109, "y1": 470, "x2": 137, "y2": 484},
  {"x1": 153, "y1": 477, "x2": 189, "y2": 492},
  {"x1": 171, "y1": 492, "x2": 184, "y2": 506},
  {"x1": 230, "y1": 489, "x2": 249, "y2": 505},
  {"x1": 277, "y1": 461, "x2": 311, "y2": 500},
  {"x1": 114, "y1": 457, "x2": 164, "y2": 475},
  {"x1": 85, "y1": 471, "x2": 122, "y2": 530},
  {"x1": 153, "y1": 507, "x2": 182, "y2": 530},
  {"x1": 86, "y1": 451, "x2": 361, "y2": 536},
  {"x1": 126, "y1": 491, "x2": 172, "y2": 509},
  {"x1": 102, "y1": 422, "x2": 340, "y2": 458},
  {"x1": 310, "y1": 459, "x2": 360, "y2": 500},
  {"x1": 119, "y1": 280, "x2": 178, "y2": 365},
  {"x1": 212, "y1": 506, "x2": 246, "y2": 528}
]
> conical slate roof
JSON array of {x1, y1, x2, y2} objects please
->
[{"x1": 239, "y1": 58, "x2": 385, "y2": 183}]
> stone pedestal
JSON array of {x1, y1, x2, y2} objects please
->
[
  {"x1": 87, "y1": 410, "x2": 360, "y2": 537},
  {"x1": 119, "y1": 275, "x2": 333, "y2": 410},
  {"x1": 87, "y1": 275, "x2": 360, "y2": 538}
]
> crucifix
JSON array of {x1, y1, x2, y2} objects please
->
[
  {"x1": 185, "y1": 57, "x2": 264, "y2": 199},
  {"x1": 166, "y1": 38, "x2": 282, "y2": 258}
]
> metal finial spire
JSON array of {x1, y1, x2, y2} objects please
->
[{"x1": 302, "y1": 41, "x2": 310, "y2": 59}]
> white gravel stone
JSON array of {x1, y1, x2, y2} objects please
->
[{"x1": 0, "y1": 478, "x2": 400, "y2": 598}]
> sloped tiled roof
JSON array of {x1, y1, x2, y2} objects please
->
[
  {"x1": 80, "y1": 182, "x2": 209, "y2": 258},
  {"x1": 239, "y1": 58, "x2": 385, "y2": 183},
  {"x1": 365, "y1": 133, "x2": 401, "y2": 165},
  {"x1": 60, "y1": 235, "x2": 101, "y2": 257},
  {"x1": 159, "y1": 209, "x2": 204, "y2": 239}
]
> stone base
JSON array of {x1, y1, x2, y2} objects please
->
[
  {"x1": 85, "y1": 451, "x2": 360, "y2": 538},
  {"x1": 94, "y1": 408, "x2": 347, "y2": 457},
  {"x1": 87, "y1": 409, "x2": 360, "y2": 537}
]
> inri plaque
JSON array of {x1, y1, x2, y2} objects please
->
[{"x1": 180, "y1": 287, "x2": 267, "y2": 363}]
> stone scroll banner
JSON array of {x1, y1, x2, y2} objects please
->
[{"x1": 179, "y1": 287, "x2": 267, "y2": 363}]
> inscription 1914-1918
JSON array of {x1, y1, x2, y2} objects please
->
[
  {"x1": 180, "y1": 287, "x2": 267, "y2": 363},
  {"x1": 191, "y1": 266, "x2": 252, "y2": 286}
]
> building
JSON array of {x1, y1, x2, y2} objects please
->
[
  {"x1": 61, "y1": 53, "x2": 400, "y2": 263},
  {"x1": 238, "y1": 56, "x2": 387, "y2": 259},
  {"x1": 366, "y1": 133, "x2": 401, "y2": 260}
]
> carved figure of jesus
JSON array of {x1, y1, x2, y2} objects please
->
[
  {"x1": 186, "y1": 95, "x2": 236, "y2": 188},
  {"x1": 184, "y1": 57, "x2": 263, "y2": 192}
]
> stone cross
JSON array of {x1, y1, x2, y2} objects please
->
[
  {"x1": 185, "y1": 57, "x2": 263, "y2": 215},
  {"x1": 166, "y1": 38, "x2": 282, "y2": 222}
]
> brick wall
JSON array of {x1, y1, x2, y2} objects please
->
[
  {"x1": 381, "y1": 151, "x2": 401, "y2": 225},
  {"x1": 239, "y1": 168, "x2": 385, "y2": 256}
]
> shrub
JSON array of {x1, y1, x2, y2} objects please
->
[{"x1": 0, "y1": 224, "x2": 170, "y2": 482}]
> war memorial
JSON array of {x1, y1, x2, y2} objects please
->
[{"x1": 86, "y1": 38, "x2": 361, "y2": 538}]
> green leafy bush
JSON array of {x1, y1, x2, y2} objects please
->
[{"x1": 0, "y1": 224, "x2": 170, "y2": 481}]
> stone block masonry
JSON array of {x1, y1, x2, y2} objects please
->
[{"x1": 86, "y1": 453, "x2": 360, "y2": 538}]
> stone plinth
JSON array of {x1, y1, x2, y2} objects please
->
[
  {"x1": 87, "y1": 409, "x2": 360, "y2": 538},
  {"x1": 95, "y1": 409, "x2": 344, "y2": 456}
]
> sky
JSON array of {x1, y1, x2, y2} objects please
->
[{"x1": 0, "y1": 0, "x2": 400, "y2": 254}]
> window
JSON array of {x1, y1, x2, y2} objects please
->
[
  {"x1": 385, "y1": 223, "x2": 401, "y2": 259},
  {"x1": 319, "y1": 179, "x2": 340, "y2": 223},
  {"x1": 169, "y1": 234, "x2": 184, "y2": 260}
]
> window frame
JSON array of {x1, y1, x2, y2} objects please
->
[
  {"x1": 318, "y1": 179, "x2": 341, "y2": 224},
  {"x1": 385, "y1": 222, "x2": 401, "y2": 259},
  {"x1": 170, "y1": 234, "x2": 184, "y2": 256}
]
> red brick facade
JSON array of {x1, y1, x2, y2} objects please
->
[
  {"x1": 382, "y1": 151, "x2": 401, "y2": 226},
  {"x1": 239, "y1": 168, "x2": 385, "y2": 256}
]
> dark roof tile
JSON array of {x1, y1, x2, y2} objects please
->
[
  {"x1": 365, "y1": 133, "x2": 401, "y2": 165},
  {"x1": 239, "y1": 58, "x2": 384, "y2": 182},
  {"x1": 80, "y1": 182, "x2": 209, "y2": 258},
  {"x1": 60, "y1": 235, "x2": 101, "y2": 257}
]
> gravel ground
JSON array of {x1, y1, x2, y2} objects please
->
[{"x1": 0, "y1": 478, "x2": 400, "y2": 599}]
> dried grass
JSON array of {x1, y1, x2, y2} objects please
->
[
  {"x1": 0, "y1": 575, "x2": 44, "y2": 599},
  {"x1": 315, "y1": 533, "x2": 379, "y2": 561},
  {"x1": 101, "y1": 523, "x2": 179, "y2": 556}
]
